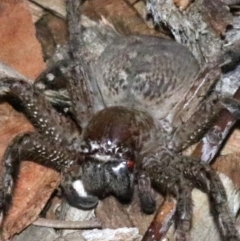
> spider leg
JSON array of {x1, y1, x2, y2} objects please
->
[
  {"x1": 65, "y1": 0, "x2": 105, "y2": 125},
  {"x1": 169, "y1": 91, "x2": 240, "y2": 152},
  {"x1": 66, "y1": 0, "x2": 82, "y2": 56},
  {"x1": 169, "y1": 93, "x2": 221, "y2": 151},
  {"x1": 221, "y1": 97, "x2": 240, "y2": 119},
  {"x1": 0, "y1": 77, "x2": 79, "y2": 144},
  {"x1": 35, "y1": 59, "x2": 73, "y2": 113},
  {"x1": 35, "y1": 0, "x2": 104, "y2": 129},
  {"x1": 196, "y1": 166, "x2": 240, "y2": 241},
  {"x1": 142, "y1": 151, "x2": 240, "y2": 241},
  {"x1": 183, "y1": 156, "x2": 240, "y2": 240},
  {"x1": 165, "y1": 61, "x2": 221, "y2": 132},
  {"x1": 141, "y1": 152, "x2": 193, "y2": 241},
  {"x1": 35, "y1": 58, "x2": 96, "y2": 129},
  {"x1": 174, "y1": 180, "x2": 193, "y2": 241},
  {"x1": 0, "y1": 77, "x2": 92, "y2": 217},
  {"x1": 137, "y1": 172, "x2": 156, "y2": 214},
  {"x1": 0, "y1": 132, "x2": 77, "y2": 216}
]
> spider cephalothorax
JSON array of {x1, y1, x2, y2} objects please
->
[
  {"x1": 63, "y1": 106, "x2": 156, "y2": 210},
  {"x1": 0, "y1": 0, "x2": 240, "y2": 241}
]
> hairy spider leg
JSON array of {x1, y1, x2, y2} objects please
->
[
  {"x1": 140, "y1": 150, "x2": 240, "y2": 241},
  {"x1": 0, "y1": 78, "x2": 84, "y2": 217}
]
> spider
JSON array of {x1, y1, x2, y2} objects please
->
[{"x1": 0, "y1": 0, "x2": 240, "y2": 240}]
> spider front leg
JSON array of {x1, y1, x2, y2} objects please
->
[
  {"x1": 0, "y1": 77, "x2": 87, "y2": 217},
  {"x1": 137, "y1": 170, "x2": 193, "y2": 240},
  {"x1": 168, "y1": 91, "x2": 240, "y2": 152},
  {"x1": 140, "y1": 151, "x2": 240, "y2": 241},
  {"x1": 173, "y1": 179, "x2": 193, "y2": 241},
  {"x1": 138, "y1": 152, "x2": 194, "y2": 241},
  {"x1": 0, "y1": 132, "x2": 77, "y2": 216},
  {"x1": 0, "y1": 77, "x2": 79, "y2": 143},
  {"x1": 35, "y1": 56, "x2": 104, "y2": 128},
  {"x1": 137, "y1": 172, "x2": 157, "y2": 214}
]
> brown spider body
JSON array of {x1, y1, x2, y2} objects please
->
[{"x1": 0, "y1": 1, "x2": 240, "y2": 241}]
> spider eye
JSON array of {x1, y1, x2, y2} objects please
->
[{"x1": 126, "y1": 160, "x2": 135, "y2": 172}]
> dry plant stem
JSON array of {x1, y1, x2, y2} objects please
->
[
  {"x1": 142, "y1": 199, "x2": 176, "y2": 241},
  {"x1": 143, "y1": 86, "x2": 240, "y2": 240},
  {"x1": 173, "y1": 0, "x2": 193, "y2": 10},
  {"x1": 192, "y1": 86, "x2": 240, "y2": 162},
  {"x1": 33, "y1": 218, "x2": 101, "y2": 229}
]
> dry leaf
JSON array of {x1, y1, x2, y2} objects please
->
[{"x1": 0, "y1": 1, "x2": 60, "y2": 239}]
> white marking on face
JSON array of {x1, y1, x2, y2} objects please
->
[
  {"x1": 56, "y1": 53, "x2": 64, "y2": 60},
  {"x1": 46, "y1": 73, "x2": 55, "y2": 81},
  {"x1": 72, "y1": 180, "x2": 88, "y2": 197},
  {"x1": 35, "y1": 82, "x2": 45, "y2": 90},
  {"x1": 93, "y1": 153, "x2": 112, "y2": 161},
  {"x1": 112, "y1": 162, "x2": 126, "y2": 174},
  {"x1": 89, "y1": 142, "x2": 100, "y2": 151}
]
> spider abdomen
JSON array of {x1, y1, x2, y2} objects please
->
[{"x1": 95, "y1": 35, "x2": 200, "y2": 121}]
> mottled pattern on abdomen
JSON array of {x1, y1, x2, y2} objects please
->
[{"x1": 95, "y1": 35, "x2": 200, "y2": 121}]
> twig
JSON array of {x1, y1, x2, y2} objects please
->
[
  {"x1": 192, "y1": 87, "x2": 240, "y2": 162},
  {"x1": 142, "y1": 199, "x2": 176, "y2": 241},
  {"x1": 33, "y1": 217, "x2": 101, "y2": 229}
]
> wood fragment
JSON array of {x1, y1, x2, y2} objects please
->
[
  {"x1": 27, "y1": 1, "x2": 44, "y2": 23},
  {"x1": 192, "y1": 87, "x2": 240, "y2": 162},
  {"x1": 82, "y1": 0, "x2": 165, "y2": 37},
  {"x1": 202, "y1": 0, "x2": 233, "y2": 36},
  {"x1": 142, "y1": 199, "x2": 176, "y2": 241},
  {"x1": 173, "y1": 0, "x2": 193, "y2": 10},
  {"x1": 29, "y1": 0, "x2": 66, "y2": 17},
  {"x1": 33, "y1": 218, "x2": 102, "y2": 229}
]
